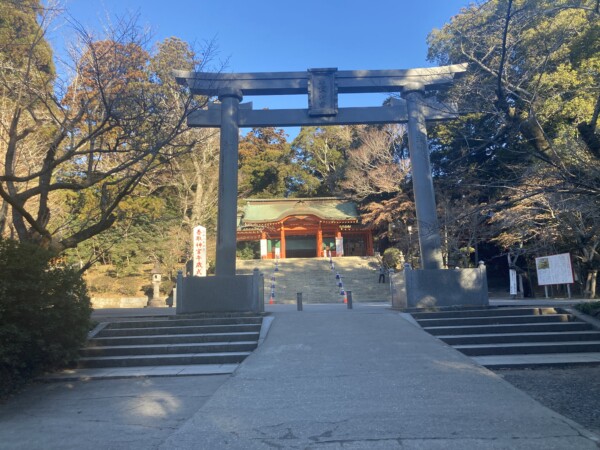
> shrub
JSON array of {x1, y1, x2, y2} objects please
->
[
  {"x1": 236, "y1": 242, "x2": 259, "y2": 260},
  {"x1": 0, "y1": 239, "x2": 92, "y2": 397},
  {"x1": 382, "y1": 247, "x2": 404, "y2": 269},
  {"x1": 574, "y1": 301, "x2": 600, "y2": 317}
]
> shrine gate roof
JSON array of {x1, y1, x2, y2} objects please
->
[{"x1": 239, "y1": 198, "x2": 359, "y2": 225}]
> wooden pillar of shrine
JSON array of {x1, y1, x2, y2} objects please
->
[
  {"x1": 365, "y1": 231, "x2": 374, "y2": 256},
  {"x1": 280, "y1": 223, "x2": 286, "y2": 259},
  {"x1": 316, "y1": 223, "x2": 323, "y2": 257}
]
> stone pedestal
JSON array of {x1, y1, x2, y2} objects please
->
[
  {"x1": 146, "y1": 296, "x2": 165, "y2": 307},
  {"x1": 176, "y1": 270, "x2": 264, "y2": 314},
  {"x1": 391, "y1": 264, "x2": 489, "y2": 309}
]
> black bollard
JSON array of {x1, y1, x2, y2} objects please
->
[
  {"x1": 297, "y1": 292, "x2": 303, "y2": 311},
  {"x1": 347, "y1": 291, "x2": 353, "y2": 309}
]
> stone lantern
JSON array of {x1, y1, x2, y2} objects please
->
[{"x1": 147, "y1": 263, "x2": 164, "y2": 307}]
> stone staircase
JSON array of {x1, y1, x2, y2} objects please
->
[
  {"x1": 79, "y1": 314, "x2": 262, "y2": 370},
  {"x1": 411, "y1": 307, "x2": 600, "y2": 368},
  {"x1": 237, "y1": 256, "x2": 389, "y2": 303}
]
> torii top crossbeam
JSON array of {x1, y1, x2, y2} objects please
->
[
  {"x1": 174, "y1": 64, "x2": 466, "y2": 128},
  {"x1": 174, "y1": 64, "x2": 466, "y2": 96}
]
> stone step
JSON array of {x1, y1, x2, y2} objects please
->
[
  {"x1": 416, "y1": 314, "x2": 574, "y2": 328},
  {"x1": 81, "y1": 341, "x2": 258, "y2": 357},
  {"x1": 423, "y1": 321, "x2": 593, "y2": 336},
  {"x1": 472, "y1": 352, "x2": 600, "y2": 369},
  {"x1": 105, "y1": 316, "x2": 263, "y2": 329},
  {"x1": 410, "y1": 307, "x2": 559, "y2": 320},
  {"x1": 403, "y1": 306, "x2": 493, "y2": 313},
  {"x1": 44, "y1": 364, "x2": 241, "y2": 380},
  {"x1": 96, "y1": 323, "x2": 261, "y2": 338},
  {"x1": 238, "y1": 256, "x2": 389, "y2": 303},
  {"x1": 78, "y1": 352, "x2": 252, "y2": 368},
  {"x1": 454, "y1": 340, "x2": 600, "y2": 356},
  {"x1": 87, "y1": 331, "x2": 260, "y2": 347},
  {"x1": 438, "y1": 330, "x2": 600, "y2": 345}
]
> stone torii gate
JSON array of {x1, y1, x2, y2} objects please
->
[{"x1": 174, "y1": 64, "x2": 489, "y2": 312}]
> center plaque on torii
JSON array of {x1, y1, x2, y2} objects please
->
[{"x1": 174, "y1": 64, "x2": 489, "y2": 313}]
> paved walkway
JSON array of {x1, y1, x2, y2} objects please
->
[{"x1": 2, "y1": 303, "x2": 598, "y2": 449}]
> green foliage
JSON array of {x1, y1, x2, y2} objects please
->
[
  {"x1": 0, "y1": 0, "x2": 55, "y2": 83},
  {"x1": 291, "y1": 126, "x2": 353, "y2": 196},
  {"x1": 425, "y1": 0, "x2": 600, "y2": 275},
  {"x1": 239, "y1": 128, "x2": 300, "y2": 198},
  {"x1": 237, "y1": 242, "x2": 259, "y2": 260},
  {"x1": 382, "y1": 247, "x2": 403, "y2": 269},
  {"x1": 0, "y1": 239, "x2": 92, "y2": 397},
  {"x1": 574, "y1": 301, "x2": 600, "y2": 317}
]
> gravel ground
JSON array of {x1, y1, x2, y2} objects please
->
[{"x1": 495, "y1": 366, "x2": 600, "y2": 437}]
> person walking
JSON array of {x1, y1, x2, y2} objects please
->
[{"x1": 378, "y1": 265, "x2": 386, "y2": 283}]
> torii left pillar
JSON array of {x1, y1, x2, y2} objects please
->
[{"x1": 216, "y1": 88, "x2": 242, "y2": 276}]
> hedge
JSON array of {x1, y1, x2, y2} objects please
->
[{"x1": 0, "y1": 239, "x2": 92, "y2": 397}]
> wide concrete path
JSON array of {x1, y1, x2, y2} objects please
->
[
  {"x1": 160, "y1": 304, "x2": 598, "y2": 449},
  {"x1": 1, "y1": 303, "x2": 598, "y2": 449}
]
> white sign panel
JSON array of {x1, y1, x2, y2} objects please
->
[
  {"x1": 509, "y1": 269, "x2": 517, "y2": 295},
  {"x1": 260, "y1": 239, "x2": 268, "y2": 259},
  {"x1": 192, "y1": 225, "x2": 207, "y2": 277},
  {"x1": 535, "y1": 253, "x2": 574, "y2": 286},
  {"x1": 335, "y1": 237, "x2": 344, "y2": 256}
]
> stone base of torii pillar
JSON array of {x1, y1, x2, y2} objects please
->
[{"x1": 390, "y1": 262, "x2": 489, "y2": 310}]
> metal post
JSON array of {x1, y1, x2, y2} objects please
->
[
  {"x1": 297, "y1": 292, "x2": 303, "y2": 311},
  {"x1": 347, "y1": 290, "x2": 353, "y2": 309},
  {"x1": 404, "y1": 85, "x2": 444, "y2": 270},
  {"x1": 215, "y1": 88, "x2": 243, "y2": 277}
]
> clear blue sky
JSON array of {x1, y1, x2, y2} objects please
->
[{"x1": 55, "y1": 0, "x2": 473, "y2": 133}]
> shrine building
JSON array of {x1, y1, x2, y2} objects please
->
[{"x1": 237, "y1": 198, "x2": 374, "y2": 259}]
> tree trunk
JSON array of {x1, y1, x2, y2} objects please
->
[
  {"x1": 0, "y1": 199, "x2": 7, "y2": 235},
  {"x1": 586, "y1": 270, "x2": 598, "y2": 299},
  {"x1": 518, "y1": 274, "x2": 525, "y2": 299}
]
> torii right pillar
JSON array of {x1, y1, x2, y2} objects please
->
[
  {"x1": 392, "y1": 83, "x2": 489, "y2": 309},
  {"x1": 404, "y1": 83, "x2": 444, "y2": 270}
]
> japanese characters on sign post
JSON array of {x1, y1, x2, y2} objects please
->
[{"x1": 192, "y1": 225, "x2": 207, "y2": 277}]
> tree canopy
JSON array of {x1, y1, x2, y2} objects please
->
[{"x1": 0, "y1": 6, "x2": 210, "y2": 254}]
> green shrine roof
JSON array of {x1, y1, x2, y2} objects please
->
[{"x1": 239, "y1": 198, "x2": 359, "y2": 225}]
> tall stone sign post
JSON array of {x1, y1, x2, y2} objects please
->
[{"x1": 174, "y1": 64, "x2": 489, "y2": 312}]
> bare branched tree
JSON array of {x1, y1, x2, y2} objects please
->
[{"x1": 0, "y1": 4, "x2": 214, "y2": 252}]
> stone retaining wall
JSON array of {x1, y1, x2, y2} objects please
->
[{"x1": 91, "y1": 297, "x2": 159, "y2": 309}]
